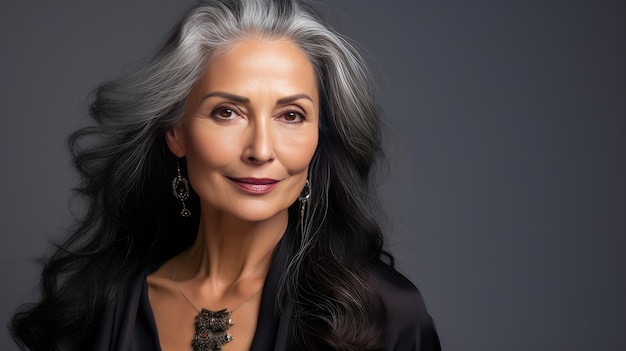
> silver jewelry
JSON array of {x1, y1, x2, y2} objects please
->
[
  {"x1": 171, "y1": 260, "x2": 262, "y2": 351},
  {"x1": 172, "y1": 159, "x2": 191, "y2": 217},
  {"x1": 299, "y1": 179, "x2": 311, "y2": 218}
]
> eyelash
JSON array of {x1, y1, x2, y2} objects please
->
[
  {"x1": 210, "y1": 105, "x2": 241, "y2": 121},
  {"x1": 279, "y1": 110, "x2": 305, "y2": 123},
  {"x1": 209, "y1": 105, "x2": 306, "y2": 123}
]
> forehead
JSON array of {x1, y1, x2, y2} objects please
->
[{"x1": 192, "y1": 39, "x2": 319, "y2": 101}]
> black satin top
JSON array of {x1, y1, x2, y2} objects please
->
[{"x1": 92, "y1": 237, "x2": 441, "y2": 350}]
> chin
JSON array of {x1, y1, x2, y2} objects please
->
[
  {"x1": 235, "y1": 205, "x2": 292, "y2": 223},
  {"x1": 200, "y1": 199, "x2": 294, "y2": 224}
]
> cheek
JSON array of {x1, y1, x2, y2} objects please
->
[
  {"x1": 277, "y1": 131, "x2": 319, "y2": 174},
  {"x1": 185, "y1": 125, "x2": 236, "y2": 169}
]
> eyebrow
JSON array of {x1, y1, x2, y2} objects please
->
[
  {"x1": 203, "y1": 92, "x2": 249, "y2": 103},
  {"x1": 202, "y1": 92, "x2": 313, "y2": 105},
  {"x1": 276, "y1": 94, "x2": 314, "y2": 104}
]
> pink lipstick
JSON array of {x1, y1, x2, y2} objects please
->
[{"x1": 228, "y1": 177, "x2": 279, "y2": 194}]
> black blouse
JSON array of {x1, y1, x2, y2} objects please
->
[{"x1": 92, "y1": 238, "x2": 441, "y2": 350}]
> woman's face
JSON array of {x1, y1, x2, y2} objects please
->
[{"x1": 166, "y1": 39, "x2": 319, "y2": 223}]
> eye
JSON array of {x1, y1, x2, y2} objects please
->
[
  {"x1": 281, "y1": 111, "x2": 304, "y2": 123},
  {"x1": 219, "y1": 108, "x2": 234, "y2": 118},
  {"x1": 211, "y1": 106, "x2": 240, "y2": 121}
]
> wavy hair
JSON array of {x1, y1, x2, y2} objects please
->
[{"x1": 11, "y1": 0, "x2": 388, "y2": 349}]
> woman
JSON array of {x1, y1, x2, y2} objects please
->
[{"x1": 11, "y1": 0, "x2": 440, "y2": 350}]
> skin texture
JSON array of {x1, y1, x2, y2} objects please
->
[{"x1": 148, "y1": 39, "x2": 319, "y2": 351}]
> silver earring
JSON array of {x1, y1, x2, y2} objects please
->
[
  {"x1": 299, "y1": 180, "x2": 311, "y2": 218},
  {"x1": 172, "y1": 159, "x2": 191, "y2": 217}
]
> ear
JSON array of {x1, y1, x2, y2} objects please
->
[{"x1": 165, "y1": 126, "x2": 186, "y2": 157}]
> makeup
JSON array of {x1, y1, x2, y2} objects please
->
[{"x1": 228, "y1": 177, "x2": 279, "y2": 194}]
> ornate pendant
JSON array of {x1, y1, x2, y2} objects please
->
[{"x1": 192, "y1": 308, "x2": 234, "y2": 351}]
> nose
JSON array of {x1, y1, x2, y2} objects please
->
[{"x1": 242, "y1": 118, "x2": 275, "y2": 164}]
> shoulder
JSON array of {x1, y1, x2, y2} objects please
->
[
  {"x1": 91, "y1": 264, "x2": 158, "y2": 350},
  {"x1": 370, "y1": 261, "x2": 441, "y2": 351}
]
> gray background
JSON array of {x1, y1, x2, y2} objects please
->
[{"x1": 1, "y1": 0, "x2": 624, "y2": 350}]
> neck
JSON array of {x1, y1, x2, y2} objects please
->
[{"x1": 175, "y1": 208, "x2": 288, "y2": 296}]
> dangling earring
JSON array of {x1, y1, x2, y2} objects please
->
[
  {"x1": 299, "y1": 180, "x2": 311, "y2": 219},
  {"x1": 298, "y1": 180, "x2": 312, "y2": 244},
  {"x1": 172, "y1": 159, "x2": 191, "y2": 217}
]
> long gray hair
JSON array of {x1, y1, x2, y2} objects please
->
[{"x1": 11, "y1": 1, "x2": 387, "y2": 350}]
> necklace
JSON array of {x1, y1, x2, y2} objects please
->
[{"x1": 171, "y1": 260, "x2": 262, "y2": 351}]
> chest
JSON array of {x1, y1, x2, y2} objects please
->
[{"x1": 148, "y1": 284, "x2": 261, "y2": 351}]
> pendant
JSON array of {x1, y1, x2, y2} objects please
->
[{"x1": 192, "y1": 308, "x2": 234, "y2": 351}]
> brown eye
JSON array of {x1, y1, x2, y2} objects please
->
[
  {"x1": 282, "y1": 111, "x2": 303, "y2": 122},
  {"x1": 211, "y1": 106, "x2": 239, "y2": 121},
  {"x1": 219, "y1": 108, "x2": 234, "y2": 118},
  {"x1": 285, "y1": 112, "x2": 297, "y2": 121}
]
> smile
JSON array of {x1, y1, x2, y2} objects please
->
[{"x1": 228, "y1": 177, "x2": 280, "y2": 194}]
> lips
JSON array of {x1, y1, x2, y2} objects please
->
[{"x1": 228, "y1": 177, "x2": 280, "y2": 194}]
